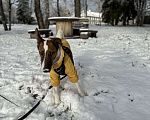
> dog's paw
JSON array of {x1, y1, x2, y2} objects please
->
[
  {"x1": 54, "y1": 94, "x2": 60, "y2": 105},
  {"x1": 55, "y1": 98, "x2": 60, "y2": 105}
]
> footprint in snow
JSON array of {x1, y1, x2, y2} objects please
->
[{"x1": 127, "y1": 92, "x2": 134, "y2": 102}]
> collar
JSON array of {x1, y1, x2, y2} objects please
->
[{"x1": 52, "y1": 46, "x2": 64, "y2": 69}]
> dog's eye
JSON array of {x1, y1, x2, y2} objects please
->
[
  {"x1": 40, "y1": 51, "x2": 44, "y2": 56},
  {"x1": 49, "y1": 52, "x2": 55, "y2": 57}
]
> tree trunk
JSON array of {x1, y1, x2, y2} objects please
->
[
  {"x1": 57, "y1": 0, "x2": 60, "y2": 17},
  {"x1": 140, "y1": 0, "x2": 146, "y2": 26},
  {"x1": 74, "y1": 0, "x2": 81, "y2": 17},
  {"x1": 115, "y1": 19, "x2": 119, "y2": 25},
  {"x1": 85, "y1": 0, "x2": 87, "y2": 17},
  {"x1": 97, "y1": 0, "x2": 101, "y2": 25},
  {"x1": 122, "y1": 14, "x2": 127, "y2": 26},
  {"x1": 34, "y1": 0, "x2": 45, "y2": 29},
  {"x1": 44, "y1": 0, "x2": 49, "y2": 28},
  {"x1": 9, "y1": 0, "x2": 11, "y2": 30},
  {"x1": 0, "y1": 0, "x2": 8, "y2": 31},
  {"x1": 30, "y1": 0, "x2": 33, "y2": 15},
  {"x1": 135, "y1": 0, "x2": 146, "y2": 26}
]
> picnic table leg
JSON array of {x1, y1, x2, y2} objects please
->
[{"x1": 45, "y1": 33, "x2": 49, "y2": 37}]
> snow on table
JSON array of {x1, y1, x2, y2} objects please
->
[{"x1": 0, "y1": 24, "x2": 150, "y2": 120}]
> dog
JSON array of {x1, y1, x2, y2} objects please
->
[{"x1": 35, "y1": 28, "x2": 85, "y2": 104}]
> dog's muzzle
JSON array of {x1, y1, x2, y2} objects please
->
[{"x1": 43, "y1": 69, "x2": 50, "y2": 73}]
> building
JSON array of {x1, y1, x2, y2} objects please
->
[{"x1": 81, "y1": 10, "x2": 102, "y2": 25}]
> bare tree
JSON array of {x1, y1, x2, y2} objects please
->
[
  {"x1": 57, "y1": 0, "x2": 60, "y2": 16},
  {"x1": 8, "y1": 0, "x2": 11, "y2": 30},
  {"x1": 29, "y1": 0, "x2": 33, "y2": 15},
  {"x1": 44, "y1": 0, "x2": 49, "y2": 28},
  {"x1": 85, "y1": 0, "x2": 87, "y2": 17},
  {"x1": 134, "y1": 0, "x2": 146, "y2": 26},
  {"x1": 74, "y1": 0, "x2": 81, "y2": 17},
  {"x1": 0, "y1": 0, "x2": 8, "y2": 31},
  {"x1": 34, "y1": 0, "x2": 45, "y2": 29},
  {"x1": 81, "y1": 0, "x2": 87, "y2": 17}
]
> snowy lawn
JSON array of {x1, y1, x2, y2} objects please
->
[{"x1": 0, "y1": 24, "x2": 150, "y2": 120}]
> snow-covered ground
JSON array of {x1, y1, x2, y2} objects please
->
[{"x1": 0, "y1": 24, "x2": 150, "y2": 120}]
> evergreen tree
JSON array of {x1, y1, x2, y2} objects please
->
[
  {"x1": 102, "y1": 0, "x2": 121, "y2": 25},
  {"x1": 16, "y1": 0, "x2": 32, "y2": 24},
  {"x1": 102, "y1": 0, "x2": 137, "y2": 26}
]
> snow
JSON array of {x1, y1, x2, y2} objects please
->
[
  {"x1": 0, "y1": 24, "x2": 150, "y2": 120},
  {"x1": 48, "y1": 17, "x2": 80, "y2": 21},
  {"x1": 80, "y1": 32, "x2": 88, "y2": 35}
]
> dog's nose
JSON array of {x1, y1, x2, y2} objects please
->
[{"x1": 43, "y1": 69, "x2": 50, "y2": 73}]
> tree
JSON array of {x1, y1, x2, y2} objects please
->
[
  {"x1": 9, "y1": 0, "x2": 11, "y2": 30},
  {"x1": 34, "y1": 0, "x2": 50, "y2": 29},
  {"x1": 44, "y1": 0, "x2": 49, "y2": 28},
  {"x1": 85, "y1": 0, "x2": 87, "y2": 17},
  {"x1": 16, "y1": 0, "x2": 33, "y2": 24},
  {"x1": 102, "y1": 0, "x2": 137, "y2": 26},
  {"x1": 126, "y1": 0, "x2": 137, "y2": 25},
  {"x1": 57, "y1": 0, "x2": 60, "y2": 17},
  {"x1": 62, "y1": 0, "x2": 71, "y2": 16},
  {"x1": 121, "y1": 0, "x2": 136, "y2": 25},
  {"x1": 34, "y1": 0, "x2": 45, "y2": 29},
  {"x1": 102, "y1": 0, "x2": 121, "y2": 25},
  {"x1": 96, "y1": 0, "x2": 103, "y2": 25},
  {"x1": 134, "y1": 0, "x2": 146, "y2": 26},
  {"x1": 0, "y1": 0, "x2": 8, "y2": 31},
  {"x1": 81, "y1": 0, "x2": 87, "y2": 17},
  {"x1": 74, "y1": 0, "x2": 81, "y2": 17}
]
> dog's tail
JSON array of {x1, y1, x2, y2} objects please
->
[{"x1": 56, "y1": 26, "x2": 64, "y2": 39}]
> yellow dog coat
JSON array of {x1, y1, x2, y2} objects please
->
[{"x1": 50, "y1": 39, "x2": 79, "y2": 87}]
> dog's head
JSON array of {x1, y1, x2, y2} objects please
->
[{"x1": 35, "y1": 28, "x2": 62, "y2": 72}]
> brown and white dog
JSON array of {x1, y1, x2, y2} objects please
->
[{"x1": 35, "y1": 28, "x2": 85, "y2": 104}]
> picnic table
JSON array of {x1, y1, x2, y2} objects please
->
[{"x1": 48, "y1": 17, "x2": 80, "y2": 38}]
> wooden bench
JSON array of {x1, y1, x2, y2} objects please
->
[
  {"x1": 28, "y1": 29, "x2": 53, "y2": 38},
  {"x1": 79, "y1": 29, "x2": 98, "y2": 38},
  {"x1": 80, "y1": 32, "x2": 89, "y2": 39},
  {"x1": 73, "y1": 18, "x2": 89, "y2": 28}
]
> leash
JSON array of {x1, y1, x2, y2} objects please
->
[
  {"x1": 17, "y1": 75, "x2": 67, "y2": 120},
  {"x1": 0, "y1": 94, "x2": 19, "y2": 107}
]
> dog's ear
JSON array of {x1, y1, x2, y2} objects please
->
[
  {"x1": 51, "y1": 38, "x2": 62, "y2": 49},
  {"x1": 35, "y1": 28, "x2": 44, "y2": 49}
]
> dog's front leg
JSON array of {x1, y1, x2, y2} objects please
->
[
  {"x1": 53, "y1": 86, "x2": 60, "y2": 104},
  {"x1": 75, "y1": 82, "x2": 85, "y2": 97}
]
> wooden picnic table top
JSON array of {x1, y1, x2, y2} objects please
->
[
  {"x1": 48, "y1": 17, "x2": 80, "y2": 21},
  {"x1": 28, "y1": 29, "x2": 51, "y2": 34}
]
